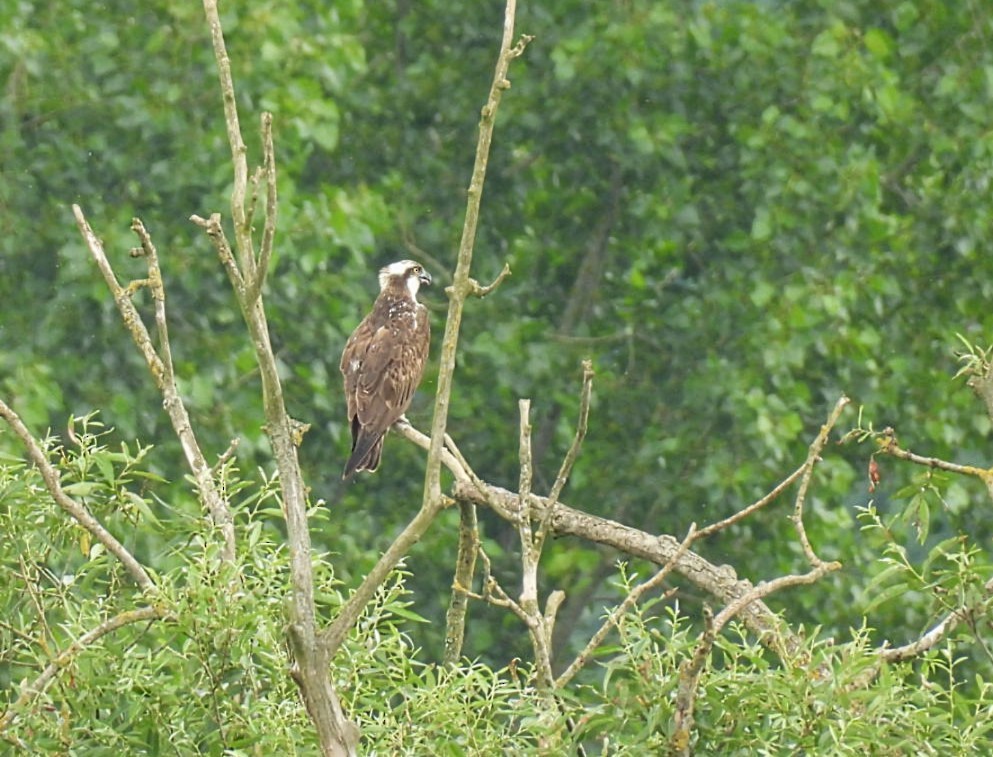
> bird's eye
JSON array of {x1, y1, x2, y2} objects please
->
[{"x1": 413, "y1": 266, "x2": 422, "y2": 273}]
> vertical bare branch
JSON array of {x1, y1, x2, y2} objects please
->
[
  {"x1": 201, "y1": 0, "x2": 254, "y2": 277},
  {"x1": 442, "y1": 501, "x2": 480, "y2": 665},
  {"x1": 320, "y1": 0, "x2": 532, "y2": 664},
  {"x1": 514, "y1": 399, "x2": 556, "y2": 689},
  {"x1": 197, "y1": 1, "x2": 356, "y2": 753},
  {"x1": 0, "y1": 399, "x2": 155, "y2": 592},
  {"x1": 536, "y1": 360, "x2": 594, "y2": 548},
  {"x1": 422, "y1": 0, "x2": 533, "y2": 507},
  {"x1": 671, "y1": 607, "x2": 715, "y2": 756},
  {"x1": 792, "y1": 395, "x2": 849, "y2": 565},
  {"x1": 247, "y1": 112, "x2": 277, "y2": 305}
]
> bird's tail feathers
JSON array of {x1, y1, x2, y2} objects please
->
[{"x1": 342, "y1": 432, "x2": 385, "y2": 480}]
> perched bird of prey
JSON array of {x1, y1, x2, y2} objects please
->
[{"x1": 339, "y1": 260, "x2": 432, "y2": 479}]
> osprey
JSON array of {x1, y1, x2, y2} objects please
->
[{"x1": 339, "y1": 260, "x2": 432, "y2": 479}]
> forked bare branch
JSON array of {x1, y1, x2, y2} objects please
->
[{"x1": 71, "y1": 206, "x2": 236, "y2": 563}]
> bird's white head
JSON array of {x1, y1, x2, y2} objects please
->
[{"x1": 378, "y1": 260, "x2": 432, "y2": 298}]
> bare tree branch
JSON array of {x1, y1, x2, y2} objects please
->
[
  {"x1": 72, "y1": 206, "x2": 237, "y2": 562},
  {"x1": 320, "y1": 497, "x2": 453, "y2": 658},
  {"x1": 320, "y1": 0, "x2": 533, "y2": 669},
  {"x1": 395, "y1": 417, "x2": 806, "y2": 659},
  {"x1": 0, "y1": 399, "x2": 154, "y2": 591},
  {"x1": 248, "y1": 111, "x2": 277, "y2": 305},
  {"x1": 874, "y1": 428, "x2": 993, "y2": 502},
  {"x1": 694, "y1": 464, "x2": 806, "y2": 539},
  {"x1": 881, "y1": 605, "x2": 976, "y2": 664},
  {"x1": 466, "y1": 262, "x2": 512, "y2": 298},
  {"x1": 791, "y1": 395, "x2": 850, "y2": 565},
  {"x1": 202, "y1": 0, "x2": 254, "y2": 278},
  {"x1": 422, "y1": 0, "x2": 532, "y2": 508},
  {"x1": 537, "y1": 360, "x2": 594, "y2": 547},
  {"x1": 442, "y1": 500, "x2": 480, "y2": 665},
  {"x1": 513, "y1": 400, "x2": 556, "y2": 689},
  {"x1": 197, "y1": 1, "x2": 357, "y2": 753}
]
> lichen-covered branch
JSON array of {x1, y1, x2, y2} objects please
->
[
  {"x1": 442, "y1": 500, "x2": 479, "y2": 665},
  {"x1": 395, "y1": 400, "x2": 854, "y2": 662}
]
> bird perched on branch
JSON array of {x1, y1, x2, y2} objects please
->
[{"x1": 339, "y1": 260, "x2": 432, "y2": 479}]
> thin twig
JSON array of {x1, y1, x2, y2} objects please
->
[
  {"x1": 467, "y1": 263, "x2": 512, "y2": 297},
  {"x1": 537, "y1": 360, "x2": 594, "y2": 547},
  {"x1": 695, "y1": 464, "x2": 806, "y2": 539},
  {"x1": 248, "y1": 111, "x2": 277, "y2": 305},
  {"x1": 320, "y1": 503, "x2": 446, "y2": 657},
  {"x1": 792, "y1": 395, "x2": 850, "y2": 565},
  {"x1": 881, "y1": 605, "x2": 974, "y2": 664},
  {"x1": 875, "y1": 430, "x2": 993, "y2": 501},
  {"x1": 130, "y1": 218, "x2": 173, "y2": 379},
  {"x1": 323, "y1": 0, "x2": 532, "y2": 676},
  {"x1": 711, "y1": 562, "x2": 841, "y2": 634},
  {"x1": 0, "y1": 398, "x2": 154, "y2": 591},
  {"x1": 190, "y1": 213, "x2": 245, "y2": 295},
  {"x1": 443, "y1": 432, "x2": 487, "y2": 493}
]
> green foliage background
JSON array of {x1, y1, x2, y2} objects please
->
[{"x1": 3, "y1": 0, "x2": 993, "y2": 751}]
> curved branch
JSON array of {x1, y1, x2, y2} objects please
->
[
  {"x1": 876, "y1": 429, "x2": 993, "y2": 501},
  {"x1": 0, "y1": 605, "x2": 167, "y2": 734},
  {"x1": 0, "y1": 398, "x2": 154, "y2": 592}
]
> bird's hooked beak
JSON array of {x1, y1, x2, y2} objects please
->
[{"x1": 418, "y1": 269, "x2": 433, "y2": 287}]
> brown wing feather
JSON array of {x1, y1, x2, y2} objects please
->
[{"x1": 340, "y1": 298, "x2": 429, "y2": 478}]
